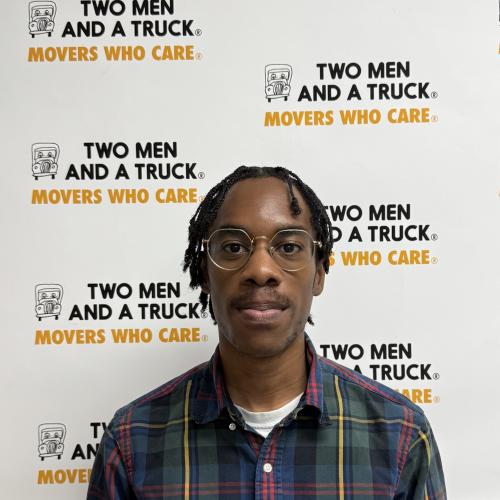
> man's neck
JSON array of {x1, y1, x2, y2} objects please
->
[{"x1": 218, "y1": 334, "x2": 307, "y2": 412}]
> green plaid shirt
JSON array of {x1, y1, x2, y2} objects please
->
[{"x1": 88, "y1": 335, "x2": 446, "y2": 499}]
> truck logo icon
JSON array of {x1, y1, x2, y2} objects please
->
[
  {"x1": 35, "y1": 284, "x2": 63, "y2": 320},
  {"x1": 29, "y1": 1, "x2": 56, "y2": 38},
  {"x1": 32, "y1": 143, "x2": 59, "y2": 179},
  {"x1": 265, "y1": 64, "x2": 292, "y2": 102},
  {"x1": 38, "y1": 423, "x2": 66, "y2": 461}
]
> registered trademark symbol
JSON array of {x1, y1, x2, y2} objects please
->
[
  {"x1": 431, "y1": 115, "x2": 438, "y2": 122},
  {"x1": 433, "y1": 395, "x2": 441, "y2": 403},
  {"x1": 201, "y1": 334, "x2": 208, "y2": 342},
  {"x1": 195, "y1": 29, "x2": 202, "y2": 36},
  {"x1": 432, "y1": 372, "x2": 440, "y2": 380},
  {"x1": 195, "y1": 52, "x2": 203, "y2": 60},
  {"x1": 431, "y1": 257, "x2": 438, "y2": 264},
  {"x1": 197, "y1": 194, "x2": 205, "y2": 203},
  {"x1": 198, "y1": 171, "x2": 205, "y2": 179},
  {"x1": 431, "y1": 233, "x2": 438, "y2": 241},
  {"x1": 201, "y1": 311, "x2": 208, "y2": 318},
  {"x1": 431, "y1": 91, "x2": 438, "y2": 98}
]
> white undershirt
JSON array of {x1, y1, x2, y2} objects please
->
[{"x1": 234, "y1": 393, "x2": 303, "y2": 438}]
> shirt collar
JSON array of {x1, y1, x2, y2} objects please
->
[{"x1": 192, "y1": 334, "x2": 331, "y2": 425}]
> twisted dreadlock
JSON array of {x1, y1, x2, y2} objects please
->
[{"x1": 183, "y1": 166, "x2": 334, "y2": 324}]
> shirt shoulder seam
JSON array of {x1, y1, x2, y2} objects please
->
[{"x1": 114, "y1": 361, "x2": 207, "y2": 418}]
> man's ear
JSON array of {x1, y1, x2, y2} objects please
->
[
  {"x1": 312, "y1": 262, "x2": 325, "y2": 296},
  {"x1": 200, "y1": 254, "x2": 211, "y2": 294}
]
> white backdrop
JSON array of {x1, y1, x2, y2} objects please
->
[{"x1": 1, "y1": 1, "x2": 499, "y2": 498}]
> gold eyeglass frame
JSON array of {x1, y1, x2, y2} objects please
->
[{"x1": 202, "y1": 228, "x2": 322, "y2": 272}]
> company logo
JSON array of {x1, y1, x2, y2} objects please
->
[
  {"x1": 29, "y1": 1, "x2": 56, "y2": 38},
  {"x1": 35, "y1": 284, "x2": 63, "y2": 320},
  {"x1": 36, "y1": 421, "x2": 107, "y2": 485},
  {"x1": 32, "y1": 143, "x2": 60, "y2": 179},
  {"x1": 38, "y1": 423, "x2": 66, "y2": 461},
  {"x1": 265, "y1": 64, "x2": 292, "y2": 102},
  {"x1": 27, "y1": 1, "x2": 203, "y2": 63},
  {"x1": 32, "y1": 281, "x2": 210, "y2": 345},
  {"x1": 263, "y1": 60, "x2": 439, "y2": 127}
]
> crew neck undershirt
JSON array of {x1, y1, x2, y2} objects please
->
[{"x1": 234, "y1": 393, "x2": 303, "y2": 438}]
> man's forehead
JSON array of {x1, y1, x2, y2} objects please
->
[{"x1": 210, "y1": 177, "x2": 313, "y2": 234}]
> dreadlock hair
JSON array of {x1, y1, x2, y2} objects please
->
[{"x1": 183, "y1": 166, "x2": 334, "y2": 325}]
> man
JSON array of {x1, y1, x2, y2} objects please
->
[{"x1": 88, "y1": 166, "x2": 446, "y2": 499}]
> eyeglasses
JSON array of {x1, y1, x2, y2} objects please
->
[{"x1": 202, "y1": 228, "x2": 322, "y2": 272}]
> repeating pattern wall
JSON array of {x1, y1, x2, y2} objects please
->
[{"x1": 1, "y1": 1, "x2": 499, "y2": 498}]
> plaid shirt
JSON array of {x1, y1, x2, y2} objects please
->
[{"x1": 87, "y1": 336, "x2": 446, "y2": 499}]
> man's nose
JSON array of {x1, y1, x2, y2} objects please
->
[{"x1": 240, "y1": 240, "x2": 282, "y2": 286}]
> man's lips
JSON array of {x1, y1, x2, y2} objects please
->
[
  {"x1": 232, "y1": 299, "x2": 289, "y2": 322},
  {"x1": 235, "y1": 302, "x2": 287, "y2": 311},
  {"x1": 237, "y1": 307, "x2": 286, "y2": 322}
]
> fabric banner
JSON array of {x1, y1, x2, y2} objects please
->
[{"x1": 1, "y1": 1, "x2": 499, "y2": 498}]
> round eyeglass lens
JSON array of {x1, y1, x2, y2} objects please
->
[
  {"x1": 270, "y1": 230, "x2": 315, "y2": 270},
  {"x1": 208, "y1": 229, "x2": 252, "y2": 270}
]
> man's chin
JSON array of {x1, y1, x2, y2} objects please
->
[{"x1": 220, "y1": 329, "x2": 300, "y2": 359}]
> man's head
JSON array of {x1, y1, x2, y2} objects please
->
[{"x1": 183, "y1": 166, "x2": 333, "y2": 357}]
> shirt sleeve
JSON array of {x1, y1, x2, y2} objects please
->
[
  {"x1": 87, "y1": 420, "x2": 135, "y2": 500},
  {"x1": 394, "y1": 417, "x2": 447, "y2": 500}
]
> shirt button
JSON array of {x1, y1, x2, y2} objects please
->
[
  {"x1": 263, "y1": 463, "x2": 273, "y2": 473},
  {"x1": 228, "y1": 422, "x2": 236, "y2": 431}
]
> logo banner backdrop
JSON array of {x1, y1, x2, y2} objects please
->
[{"x1": 1, "y1": 1, "x2": 499, "y2": 498}]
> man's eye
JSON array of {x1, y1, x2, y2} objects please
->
[
  {"x1": 223, "y1": 242, "x2": 248, "y2": 254},
  {"x1": 276, "y1": 242, "x2": 302, "y2": 255}
]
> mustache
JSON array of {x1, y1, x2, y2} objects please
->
[{"x1": 230, "y1": 289, "x2": 290, "y2": 310}]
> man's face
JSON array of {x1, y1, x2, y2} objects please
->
[{"x1": 202, "y1": 177, "x2": 325, "y2": 358}]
